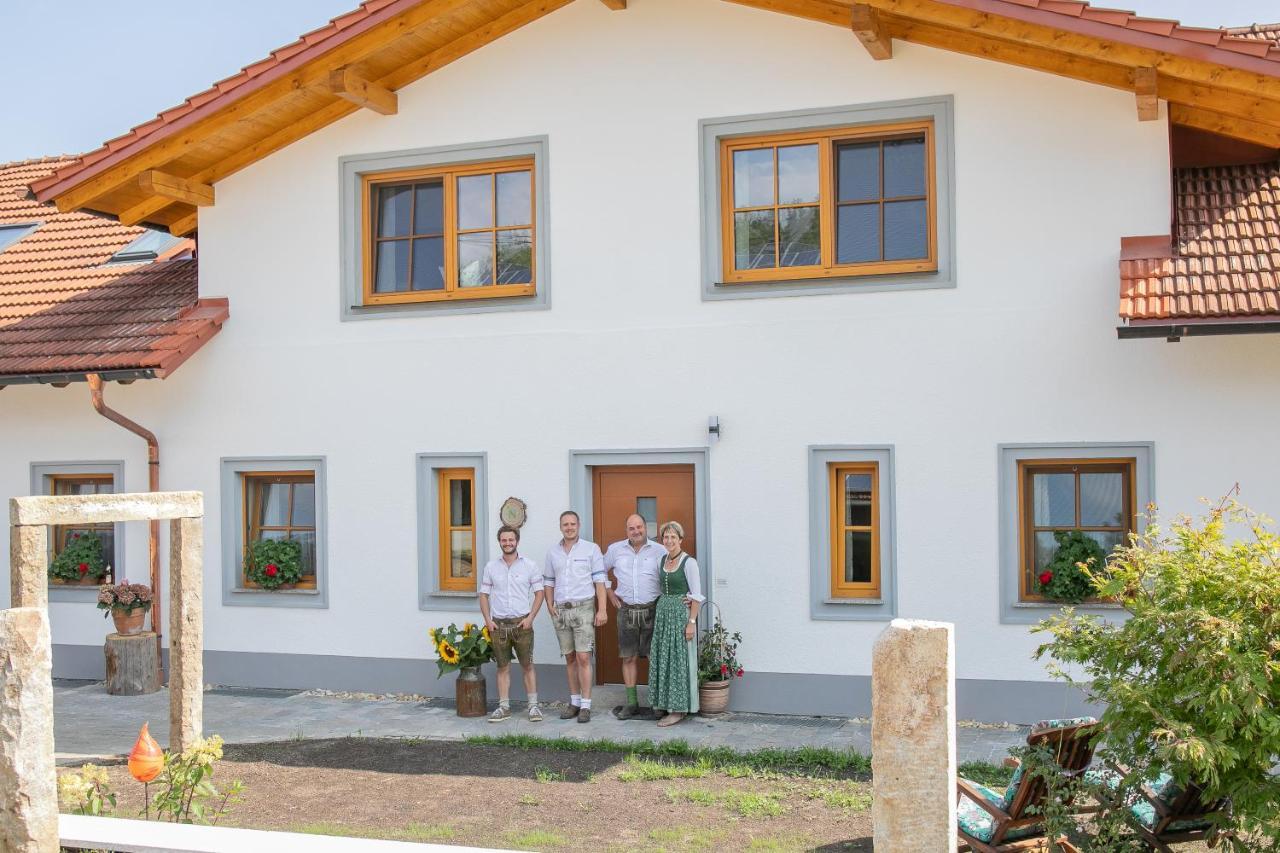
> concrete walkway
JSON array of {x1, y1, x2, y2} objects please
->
[{"x1": 53, "y1": 680, "x2": 1027, "y2": 767}]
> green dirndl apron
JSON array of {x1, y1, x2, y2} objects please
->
[{"x1": 647, "y1": 555, "x2": 699, "y2": 714}]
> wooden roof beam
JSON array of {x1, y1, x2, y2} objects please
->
[
  {"x1": 852, "y1": 4, "x2": 892, "y2": 60},
  {"x1": 1170, "y1": 104, "x2": 1280, "y2": 147},
  {"x1": 326, "y1": 66, "x2": 398, "y2": 115},
  {"x1": 1134, "y1": 67, "x2": 1159, "y2": 121},
  {"x1": 169, "y1": 211, "x2": 199, "y2": 238},
  {"x1": 600, "y1": 0, "x2": 627, "y2": 8},
  {"x1": 137, "y1": 171, "x2": 214, "y2": 207},
  {"x1": 117, "y1": 196, "x2": 175, "y2": 227}
]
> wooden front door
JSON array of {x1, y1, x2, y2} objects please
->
[{"x1": 592, "y1": 464, "x2": 696, "y2": 686}]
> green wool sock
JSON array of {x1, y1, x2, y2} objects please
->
[{"x1": 626, "y1": 686, "x2": 638, "y2": 706}]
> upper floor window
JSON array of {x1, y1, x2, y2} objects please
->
[
  {"x1": 362, "y1": 157, "x2": 535, "y2": 306},
  {"x1": 719, "y1": 120, "x2": 936, "y2": 285}
]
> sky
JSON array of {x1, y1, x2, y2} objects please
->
[{"x1": 1, "y1": 0, "x2": 1278, "y2": 162}]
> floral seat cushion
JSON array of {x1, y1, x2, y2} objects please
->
[
  {"x1": 1002, "y1": 717, "x2": 1100, "y2": 811},
  {"x1": 1085, "y1": 769, "x2": 1213, "y2": 833},
  {"x1": 958, "y1": 781, "x2": 1043, "y2": 843}
]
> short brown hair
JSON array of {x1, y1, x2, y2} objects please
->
[
  {"x1": 559, "y1": 510, "x2": 580, "y2": 523},
  {"x1": 497, "y1": 525, "x2": 521, "y2": 543}
]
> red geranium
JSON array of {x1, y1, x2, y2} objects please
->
[
  {"x1": 265, "y1": 564, "x2": 279, "y2": 578},
  {"x1": 720, "y1": 664, "x2": 729, "y2": 676},
  {"x1": 736, "y1": 668, "x2": 744, "y2": 677},
  {"x1": 77, "y1": 562, "x2": 89, "y2": 574},
  {"x1": 1038, "y1": 571, "x2": 1053, "y2": 586}
]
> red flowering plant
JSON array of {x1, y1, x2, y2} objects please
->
[
  {"x1": 696, "y1": 614, "x2": 744, "y2": 684},
  {"x1": 96, "y1": 582, "x2": 153, "y2": 617},
  {"x1": 1033, "y1": 530, "x2": 1109, "y2": 605},
  {"x1": 244, "y1": 539, "x2": 303, "y2": 590},
  {"x1": 49, "y1": 531, "x2": 109, "y2": 583}
]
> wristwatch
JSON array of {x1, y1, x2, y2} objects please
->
[{"x1": 687, "y1": 619, "x2": 696, "y2": 625}]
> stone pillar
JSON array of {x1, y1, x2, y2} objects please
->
[
  {"x1": 9, "y1": 524, "x2": 48, "y2": 610},
  {"x1": 168, "y1": 516, "x2": 203, "y2": 753},
  {"x1": 871, "y1": 618, "x2": 957, "y2": 853},
  {"x1": 0, "y1": 608, "x2": 57, "y2": 853}
]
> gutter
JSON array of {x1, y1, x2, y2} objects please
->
[
  {"x1": 86, "y1": 374, "x2": 163, "y2": 680},
  {"x1": 1117, "y1": 321, "x2": 1280, "y2": 341}
]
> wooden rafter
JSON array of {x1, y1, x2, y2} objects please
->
[
  {"x1": 137, "y1": 171, "x2": 215, "y2": 207},
  {"x1": 600, "y1": 0, "x2": 627, "y2": 9},
  {"x1": 168, "y1": 211, "x2": 199, "y2": 238},
  {"x1": 1134, "y1": 67, "x2": 1159, "y2": 122},
  {"x1": 326, "y1": 66, "x2": 398, "y2": 115},
  {"x1": 851, "y1": 4, "x2": 892, "y2": 60},
  {"x1": 1169, "y1": 104, "x2": 1280, "y2": 147},
  {"x1": 117, "y1": 195, "x2": 175, "y2": 227}
]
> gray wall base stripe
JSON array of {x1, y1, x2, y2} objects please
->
[{"x1": 52, "y1": 645, "x2": 1097, "y2": 724}]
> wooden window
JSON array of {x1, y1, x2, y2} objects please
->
[
  {"x1": 362, "y1": 157, "x2": 535, "y2": 305},
  {"x1": 720, "y1": 121, "x2": 936, "y2": 284},
  {"x1": 828, "y1": 463, "x2": 880, "y2": 599},
  {"x1": 1017, "y1": 459, "x2": 1135, "y2": 601},
  {"x1": 438, "y1": 468, "x2": 476, "y2": 592},
  {"x1": 242, "y1": 472, "x2": 317, "y2": 590},
  {"x1": 49, "y1": 474, "x2": 115, "y2": 584}
]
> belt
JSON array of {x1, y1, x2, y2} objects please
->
[
  {"x1": 493, "y1": 616, "x2": 528, "y2": 624},
  {"x1": 618, "y1": 600, "x2": 657, "y2": 610},
  {"x1": 558, "y1": 597, "x2": 594, "y2": 609}
]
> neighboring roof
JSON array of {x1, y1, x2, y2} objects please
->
[
  {"x1": 1119, "y1": 161, "x2": 1280, "y2": 335},
  {"x1": 1224, "y1": 23, "x2": 1280, "y2": 46},
  {"x1": 28, "y1": 0, "x2": 1280, "y2": 228},
  {"x1": 0, "y1": 158, "x2": 227, "y2": 385}
]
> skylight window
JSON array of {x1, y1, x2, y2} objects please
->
[
  {"x1": 106, "y1": 229, "x2": 183, "y2": 265},
  {"x1": 0, "y1": 223, "x2": 39, "y2": 254}
]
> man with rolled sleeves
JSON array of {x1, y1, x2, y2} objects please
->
[
  {"x1": 543, "y1": 510, "x2": 607, "y2": 723},
  {"x1": 604, "y1": 513, "x2": 664, "y2": 720},
  {"x1": 479, "y1": 525, "x2": 544, "y2": 723}
]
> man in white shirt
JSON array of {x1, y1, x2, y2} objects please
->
[
  {"x1": 543, "y1": 510, "x2": 607, "y2": 723},
  {"x1": 479, "y1": 525, "x2": 545, "y2": 723},
  {"x1": 604, "y1": 513, "x2": 665, "y2": 720}
]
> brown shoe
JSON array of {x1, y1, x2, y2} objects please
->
[
  {"x1": 577, "y1": 708, "x2": 592, "y2": 724},
  {"x1": 559, "y1": 705, "x2": 580, "y2": 720}
]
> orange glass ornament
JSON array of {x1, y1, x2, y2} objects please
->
[{"x1": 128, "y1": 723, "x2": 164, "y2": 783}]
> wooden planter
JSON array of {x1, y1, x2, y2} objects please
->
[
  {"x1": 699, "y1": 680, "x2": 731, "y2": 716},
  {"x1": 455, "y1": 666, "x2": 487, "y2": 717},
  {"x1": 105, "y1": 632, "x2": 161, "y2": 696},
  {"x1": 111, "y1": 608, "x2": 147, "y2": 635}
]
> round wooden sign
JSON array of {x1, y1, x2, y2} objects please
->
[{"x1": 499, "y1": 497, "x2": 528, "y2": 529}]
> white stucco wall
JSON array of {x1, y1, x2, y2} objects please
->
[{"x1": 4, "y1": 0, "x2": 1279, "y2": 691}]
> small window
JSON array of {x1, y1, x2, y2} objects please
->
[
  {"x1": 721, "y1": 121, "x2": 935, "y2": 284},
  {"x1": 105, "y1": 229, "x2": 183, "y2": 265},
  {"x1": 437, "y1": 468, "x2": 476, "y2": 592},
  {"x1": 1017, "y1": 459, "x2": 1134, "y2": 602},
  {"x1": 362, "y1": 158, "x2": 535, "y2": 305},
  {"x1": 49, "y1": 474, "x2": 115, "y2": 585},
  {"x1": 0, "y1": 223, "x2": 39, "y2": 255},
  {"x1": 828, "y1": 462, "x2": 881, "y2": 599},
  {"x1": 242, "y1": 472, "x2": 317, "y2": 590}
]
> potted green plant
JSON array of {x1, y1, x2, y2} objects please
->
[
  {"x1": 429, "y1": 622, "x2": 493, "y2": 717},
  {"x1": 697, "y1": 612, "x2": 744, "y2": 716},
  {"x1": 1034, "y1": 530, "x2": 1108, "y2": 605},
  {"x1": 96, "y1": 582, "x2": 153, "y2": 635},
  {"x1": 244, "y1": 539, "x2": 303, "y2": 590},
  {"x1": 49, "y1": 531, "x2": 109, "y2": 585}
]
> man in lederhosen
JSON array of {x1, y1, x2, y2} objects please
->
[{"x1": 604, "y1": 513, "x2": 665, "y2": 720}]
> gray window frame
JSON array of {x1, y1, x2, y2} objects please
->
[
  {"x1": 339, "y1": 136, "x2": 551, "y2": 320},
  {"x1": 31, "y1": 460, "x2": 126, "y2": 602},
  {"x1": 808, "y1": 445, "x2": 898, "y2": 621},
  {"x1": 417, "y1": 452, "x2": 488, "y2": 611},
  {"x1": 220, "y1": 456, "x2": 329, "y2": 609},
  {"x1": 998, "y1": 442, "x2": 1154, "y2": 624},
  {"x1": 699, "y1": 96, "x2": 955, "y2": 301}
]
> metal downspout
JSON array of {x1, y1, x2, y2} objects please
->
[{"x1": 86, "y1": 374, "x2": 163, "y2": 678}]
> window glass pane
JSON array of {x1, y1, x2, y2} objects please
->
[
  {"x1": 837, "y1": 142, "x2": 880, "y2": 202},
  {"x1": 884, "y1": 200, "x2": 928, "y2": 261},
  {"x1": 777, "y1": 144, "x2": 819, "y2": 204},
  {"x1": 836, "y1": 203, "x2": 880, "y2": 264},
  {"x1": 98, "y1": 530, "x2": 115, "y2": 575},
  {"x1": 1080, "y1": 472, "x2": 1125, "y2": 527},
  {"x1": 883, "y1": 137, "x2": 926, "y2": 198},
  {"x1": 374, "y1": 240, "x2": 409, "y2": 293},
  {"x1": 1033, "y1": 531, "x2": 1059, "y2": 572},
  {"x1": 449, "y1": 529, "x2": 474, "y2": 579},
  {"x1": 411, "y1": 237, "x2": 445, "y2": 291},
  {"x1": 255, "y1": 482, "x2": 290, "y2": 527},
  {"x1": 1032, "y1": 473, "x2": 1075, "y2": 526},
  {"x1": 449, "y1": 478, "x2": 472, "y2": 527},
  {"x1": 733, "y1": 148, "x2": 774, "y2": 208},
  {"x1": 457, "y1": 174, "x2": 493, "y2": 230},
  {"x1": 844, "y1": 473, "x2": 874, "y2": 527},
  {"x1": 496, "y1": 229, "x2": 533, "y2": 284},
  {"x1": 496, "y1": 171, "x2": 532, "y2": 227},
  {"x1": 844, "y1": 531, "x2": 873, "y2": 584},
  {"x1": 734, "y1": 210, "x2": 775, "y2": 270},
  {"x1": 377, "y1": 185, "x2": 412, "y2": 238},
  {"x1": 413, "y1": 181, "x2": 444, "y2": 235},
  {"x1": 290, "y1": 530, "x2": 317, "y2": 576},
  {"x1": 1083, "y1": 530, "x2": 1125, "y2": 557},
  {"x1": 291, "y1": 482, "x2": 316, "y2": 527},
  {"x1": 458, "y1": 233, "x2": 494, "y2": 287},
  {"x1": 779, "y1": 207, "x2": 820, "y2": 267},
  {"x1": 636, "y1": 497, "x2": 658, "y2": 540}
]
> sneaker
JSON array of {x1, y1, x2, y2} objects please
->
[
  {"x1": 488, "y1": 706, "x2": 511, "y2": 723},
  {"x1": 528, "y1": 704, "x2": 543, "y2": 722},
  {"x1": 559, "y1": 705, "x2": 580, "y2": 720},
  {"x1": 577, "y1": 708, "x2": 592, "y2": 724},
  {"x1": 614, "y1": 704, "x2": 641, "y2": 720}
]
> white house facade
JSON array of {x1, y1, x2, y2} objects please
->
[{"x1": 7, "y1": 0, "x2": 1280, "y2": 722}]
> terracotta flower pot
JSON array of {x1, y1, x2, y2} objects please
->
[
  {"x1": 699, "y1": 679, "x2": 731, "y2": 716},
  {"x1": 455, "y1": 666, "x2": 487, "y2": 718},
  {"x1": 112, "y1": 608, "x2": 147, "y2": 635},
  {"x1": 78, "y1": 574, "x2": 102, "y2": 586}
]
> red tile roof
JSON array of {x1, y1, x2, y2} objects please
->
[
  {"x1": 0, "y1": 158, "x2": 227, "y2": 384},
  {"x1": 1224, "y1": 23, "x2": 1280, "y2": 46},
  {"x1": 1120, "y1": 162, "x2": 1280, "y2": 325}
]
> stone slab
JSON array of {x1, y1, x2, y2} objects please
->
[
  {"x1": 9, "y1": 491, "x2": 203, "y2": 526},
  {"x1": 9, "y1": 524, "x2": 48, "y2": 609},
  {"x1": 0, "y1": 608, "x2": 57, "y2": 853},
  {"x1": 169, "y1": 516, "x2": 203, "y2": 753}
]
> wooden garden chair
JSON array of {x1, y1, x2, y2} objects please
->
[
  {"x1": 1091, "y1": 765, "x2": 1231, "y2": 851},
  {"x1": 957, "y1": 717, "x2": 1101, "y2": 852}
]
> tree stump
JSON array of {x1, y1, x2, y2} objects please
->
[{"x1": 104, "y1": 632, "x2": 161, "y2": 696}]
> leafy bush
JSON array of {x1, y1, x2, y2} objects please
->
[
  {"x1": 149, "y1": 735, "x2": 243, "y2": 824},
  {"x1": 243, "y1": 538, "x2": 303, "y2": 589},
  {"x1": 1035, "y1": 496, "x2": 1280, "y2": 849},
  {"x1": 429, "y1": 622, "x2": 493, "y2": 676},
  {"x1": 1034, "y1": 530, "x2": 1106, "y2": 604},
  {"x1": 697, "y1": 616, "x2": 744, "y2": 683},
  {"x1": 49, "y1": 531, "x2": 108, "y2": 583},
  {"x1": 58, "y1": 764, "x2": 116, "y2": 816}
]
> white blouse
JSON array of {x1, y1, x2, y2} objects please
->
[{"x1": 662, "y1": 555, "x2": 705, "y2": 604}]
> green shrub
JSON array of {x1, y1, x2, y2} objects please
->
[
  {"x1": 49, "y1": 531, "x2": 108, "y2": 583},
  {"x1": 244, "y1": 538, "x2": 303, "y2": 589},
  {"x1": 1034, "y1": 530, "x2": 1106, "y2": 604}
]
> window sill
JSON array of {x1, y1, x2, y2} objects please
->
[
  {"x1": 1013, "y1": 600, "x2": 1124, "y2": 610},
  {"x1": 823, "y1": 597, "x2": 884, "y2": 606},
  {"x1": 420, "y1": 589, "x2": 478, "y2": 611},
  {"x1": 232, "y1": 587, "x2": 320, "y2": 595}
]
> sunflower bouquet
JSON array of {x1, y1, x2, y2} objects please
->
[{"x1": 428, "y1": 622, "x2": 493, "y2": 677}]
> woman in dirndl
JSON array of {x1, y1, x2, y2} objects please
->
[{"x1": 647, "y1": 520, "x2": 703, "y2": 727}]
